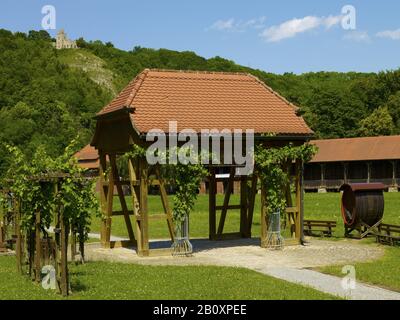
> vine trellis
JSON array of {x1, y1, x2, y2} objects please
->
[{"x1": 0, "y1": 142, "x2": 99, "y2": 296}]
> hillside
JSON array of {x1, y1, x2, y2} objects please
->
[{"x1": 0, "y1": 28, "x2": 400, "y2": 175}]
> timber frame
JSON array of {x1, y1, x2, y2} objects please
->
[{"x1": 92, "y1": 114, "x2": 308, "y2": 256}]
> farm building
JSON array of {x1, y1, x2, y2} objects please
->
[{"x1": 304, "y1": 136, "x2": 400, "y2": 192}]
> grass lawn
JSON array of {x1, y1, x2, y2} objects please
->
[
  {"x1": 88, "y1": 192, "x2": 400, "y2": 293},
  {"x1": 318, "y1": 247, "x2": 400, "y2": 292},
  {"x1": 0, "y1": 255, "x2": 337, "y2": 300},
  {"x1": 90, "y1": 192, "x2": 400, "y2": 240}
]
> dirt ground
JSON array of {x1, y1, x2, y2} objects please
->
[{"x1": 84, "y1": 237, "x2": 384, "y2": 270}]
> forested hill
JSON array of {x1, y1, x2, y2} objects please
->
[{"x1": 1, "y1": 28, "x2": 400, "y2": 174}]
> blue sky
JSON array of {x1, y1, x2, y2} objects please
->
[{"x1": 1, "y1": 0, "x2": 400, "y2": 74}]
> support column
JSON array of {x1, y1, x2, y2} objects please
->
[
  {"x1": 240, "y1": 176, "x2": 248, "y2": 237},
  {"x1": 343, "y1": 162, "x2": 349, "y2": 184},
  {"x1": 260, "y1": 183, "x2": 267, "y2": 248},
  {"x1": 390, "y1": 161, "x2": 398, "y2": 192},
  {"x1": 99, "y1": 151, "x2": 113, "y2": 248},
  {"x1": 208, "y1": 167, "x2": 216, "y2": 240},
  {"x1": 318, "y1": 163, "x2": 327, "y2": 193},
  {"x1": 367, "y1": 162, "x2": 372, "y2": 183},
  {"x1": 295, "y1": 159, "x2": 304, "y2": 244},
  {"x1": 138, "y1": 158, "x2": 149, "y2": 256}
]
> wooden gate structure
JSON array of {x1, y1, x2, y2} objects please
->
[{"x1": 91, "y1": 69, "x2": 313, "y2": 257}]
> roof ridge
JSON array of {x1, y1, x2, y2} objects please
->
[
  {"x1": 147, "y1": 68, "x2": 250, "y2": 76},
  {"x1": 313, "y1": 135, "x2": 400, "y2": 143},
  {"x1": 246, "y1": 73, "x2": 300, "y2": 112},
  {"x1": 126, "y1": 69, "x2": 149, "y2": 107}
]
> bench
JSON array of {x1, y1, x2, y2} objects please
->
[
  {"x1": 303, "y1": 219, "x2": 337, "y2": 237},
  {"x1": 375, "y1": 223, "x2": 400, "y2": 246}
]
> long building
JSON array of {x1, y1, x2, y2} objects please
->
[{"x1": 305, "y1": 136, "x2": 400, "y2": 192}]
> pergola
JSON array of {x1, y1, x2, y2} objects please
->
[{"x1": 91, "y1": 69, "x2": 313, "y2": 257}]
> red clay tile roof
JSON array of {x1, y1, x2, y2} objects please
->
[
  {"x1": 310, "y1": 136, "x2": 400, "y2": 163},
  {"x1": 74, "y1": 144, "x2": 99, "y2": 169},
  {"x1": 97, "y1": 69, "x2": 313, "y2": 136}
]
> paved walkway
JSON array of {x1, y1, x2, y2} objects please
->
[{"x1": 260, "y1": 266, "x2": 400, "y2": 300}]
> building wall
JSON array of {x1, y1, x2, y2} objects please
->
[{"x1": 305, "y1": 160, "x2": 399, "y2": 191}]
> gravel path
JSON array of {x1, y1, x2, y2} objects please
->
[{"x1": 82, "y1": 236, "x2": 400, "y2": 300}]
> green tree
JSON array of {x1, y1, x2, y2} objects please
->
[
  {"x1": 383, "y1": 91, "x2": 400, "y2": 133},
  {"x1": 358, "y1": 106, "x2": 395, "y2": 137}
]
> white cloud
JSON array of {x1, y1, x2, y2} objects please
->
[
  {"x1": 376, "y1": 29, "x2": 400, "y2": 40},
  {"x1": 208, "y1": 17, "x2": 266, "y2": 32},
  {"x1": 260, "y1": 15, "x2": 342, "y2": 42},
  {"x1": 343, "y1": 31, "x2": 371, "y2": 43},
  {"x1": 209, "y1": 18, "x2": 235, "y2": 31}
]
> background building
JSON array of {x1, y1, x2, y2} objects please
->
[{"x1": 305, "y1": 136, "x2": 400, "y2": 192}]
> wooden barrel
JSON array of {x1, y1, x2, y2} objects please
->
[{"x1": 340, "y1": 183, "x2": 385, "y2": 227}]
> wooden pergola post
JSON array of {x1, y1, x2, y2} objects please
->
[
  {"x1": 99, "y1": 151, "x2": 114, "y2": 248},
  {"x1": 208, "y1": 167, "x2": 216, "y2": 240},
  {"x1": 138, "y1": 158, "x2": 149, "y2": 256},
  {"x1": 260, "y1": 183, "x2": 268, "y2": 248}
]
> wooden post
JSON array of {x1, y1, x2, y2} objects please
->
[
  {"x1": 0, "y1": 197, "x2": 4, "y2": 251},
  {"x1": 99, "y1": 152, "x2": 111, "y2": 247},
  {"x1": 99, "y1": 152, "x2": 114, "y2": 248},
  {"x1": 15, "y1": 199, "x2": 23, "y2": 274},
  {"x1": 34, "y1": 210, "x2": 41, "y2": 283},
  {"x1": 155, "y1": 165, "x2": 175, "y2": 241},
  {"x1": 110, "y1": 154, "x2": 136, "y2": 243},
  {"x1": 217, "y1": 167, "x2": 235, "y2": 236},
  {"x1": 139, "y1": 158, "x2": 149, "y2": 256},
  {"x1": 367, "y1": 162, "x2": 371, "y2": 183},
  {"x1": 260, "y1": 183, "x2": 267, "y2": 248},
  {"x1": 320, "y1": 163, "x2": 326, "y2": 187},
  {"x1": 246, "y1": 174, "x2": 257, "y2": 237},
  {"x1": 60, "y1": 209, "x2": 69, "y2": 296},
  {"x1": 128, "y1": 158, "x2": 143, "y2": 253},
  {"x1": 392, "y1": 161, "x2": 398, "y2": 187},
  {"x1": 343, "y1": 162, "x2": 348, "y2": 184},
  {"x1": 295, "y1": 159, "x2": 304, "y2": 243},
  {"x1": 240, "y1": 176, "x2": 248, "y2": 237},
  {"x1": 70, "y1": 226, "x2": 77, "y2": 263},
  {"x1": 208, "y1": 167, "x2": 216, "y2": 240}
]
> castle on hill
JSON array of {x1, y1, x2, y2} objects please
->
[{"x1": 53, "y1": 29, "x2": 78, "y2": 49}]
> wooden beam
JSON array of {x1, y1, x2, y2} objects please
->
[
  {"x1": 139, "y1": 158, "x2": 149, "y2": 256},
  {"x1": 128, "y1": 158, "x2": 142, "y2": 253},
  {"x1": 34, "y1": 210, "x2": 41, "y2": 283},
  {"x1": 111, "y1": 210, "x2": 134, "y2": 216},
  {"x1": 215, "y1": 204, "x2": 242, "y2": 210},
  {"x1": 99, "y1": 152, "x2": 108, "y2": 245},
  {"x1": 155, "y1": 165, "x2": 175, "y2": 241},
  {"x1": 15, "y1": 199, "x2": 22, "y2": 273},
  {"x1": 260, "y1": 184, "x2": 267, "y2": 248},
  {"x1": 246, "y1": 174, "x2": 257, "y2": 237},
  {"x1": 295, "y1": 159, "x2": 303, "y2": 244},
  {"x1": 110, "y1": 154, "x2": 136, "y2": 243},
  {"x1": 217, "y1": 167, "x2": 235, "y2": 235},
  {"x1": 208, "y1": 167, "x2": 216, "y2": 240},
  {"x1": 240, "y1": 177, "x2": 248, "y2": 237}
]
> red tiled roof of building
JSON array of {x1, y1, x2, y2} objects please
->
[
  {"x1": 310, "y1": 135, "x2": 400, "y2": 163},
  {"x1": 97, "y1": 69, "x2": 313, "y2": 136},
  {"x1": 74, "y1": 144, "x2": 99, "y2": 169}
]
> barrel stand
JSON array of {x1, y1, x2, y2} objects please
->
[{"x1": 344, "y1": 220, "x2": 382, "y2": 239}]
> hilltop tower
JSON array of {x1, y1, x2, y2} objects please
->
[{"x1": 54, "y1": 29, "x2": 78, "y2": 49}]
